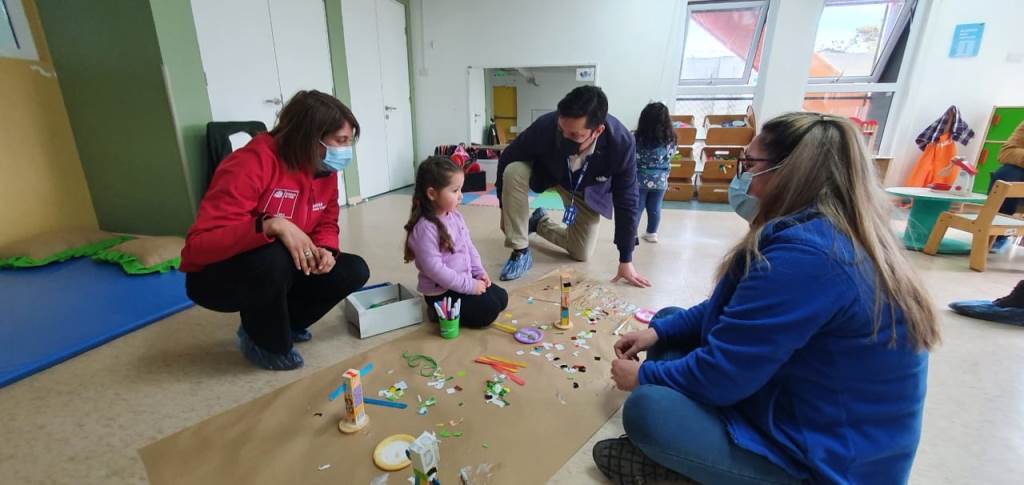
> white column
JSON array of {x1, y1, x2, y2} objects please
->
[{"x1": 753, "y1": 0, "x2": 826, "y2": 127}]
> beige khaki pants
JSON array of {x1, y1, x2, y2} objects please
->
[{"x1": 500, "y1": 161, "x2": 601, "y2": 262}]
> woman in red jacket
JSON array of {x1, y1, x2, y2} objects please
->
[{"x1": 181, "y1": 90, "x2": 370, "y2": 370}]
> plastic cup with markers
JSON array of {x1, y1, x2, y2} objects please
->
[{"x1": 434, "y1": 297, "x2": 461, "y2": 339}]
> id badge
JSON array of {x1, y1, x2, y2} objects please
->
[{"x1": 562, "y1": 204, "x2": 578, "y2": 225}]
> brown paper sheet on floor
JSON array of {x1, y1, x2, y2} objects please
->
[{"x1": 139, "y1": 270, "x2": 635, "y2": 485}]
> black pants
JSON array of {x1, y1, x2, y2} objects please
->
[
  {"x1": 424, "y1": 284, "x2": 508, "y2": 328},
  {"x1": 185, "y1": 242, "x2": 370, "y2": 354}
]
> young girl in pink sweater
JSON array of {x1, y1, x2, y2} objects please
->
[{"x1": 404, "y1": 157, "x2": 507, "y2": 327}]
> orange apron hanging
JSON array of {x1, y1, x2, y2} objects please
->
[{"x1": 905, "y1": 133, "x2": 958, "y2": 187}]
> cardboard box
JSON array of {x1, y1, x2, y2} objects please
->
[
  {"x1": 670, "y1": 151, "x2": 696, "y2": 179},
  {"x1": 699, "y1": 146, "x2": 741, "y2": 181},
  {"x1": 704, "y1": 108, "x2": 756, "y2": 146},
  {"x1": 701, "y1": 146, "x2": 743, "y2": 162},
  {"x1": 701, "y1": 161, "x2": 737, "y2": 181},
  {"x1": 344, "y1": 284, "x2": 424, "y2": 339},
  {"x1": 670, "y1": 115, "x2": 697, "y2": 145},
  {"x1": 698, "y1": 181, "x2": 730, "y2": 203},
  {"x1": 664, "y1": 179, "x2": 695, "y2": 201}
]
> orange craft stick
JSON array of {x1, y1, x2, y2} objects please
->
[
  {"x1": 481, "y1": 355, "x2": 527, "y2": 368},
  {"x1": 474, "y1": 359, "x2": 519, "y2": 373},
  {"x1": 491, "y1": 364, "x2": 525, "y2": 385}
]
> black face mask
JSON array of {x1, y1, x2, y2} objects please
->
[{"x1": 558, "y1": 133, "x2": 583, "y2": 157}]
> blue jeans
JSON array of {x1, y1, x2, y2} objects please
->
[
  {"x1": 638, "y1": 187, "x2": 665, "y2": 234},
  {"x1": 622, "y1": 307, "x2": 803, "y2": 484}
]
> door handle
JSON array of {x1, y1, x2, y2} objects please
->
[
  {"x1": 385, "y1": 105, "x2": 398, "y2": 111},
  {"x1": 264, "y1": 97, "x2": 283, "y2": 106}
]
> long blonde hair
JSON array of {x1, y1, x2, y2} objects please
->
[{"x1": 717, "y1": 112, "x2": 939, "y2": 350}]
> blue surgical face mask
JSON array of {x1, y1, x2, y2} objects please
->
[
  {"x1": 728, "y1": 164, "x2": 782, "y2": 222},
  {"x1": 320, "y1": 141, "x2": 353, "y2": 172}
]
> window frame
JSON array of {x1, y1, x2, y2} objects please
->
[
  {"x1": 677, "y1": 0, "x2": 770, "y2": 87},
  {"x1": 807, "y1": 0, "x2": 916, "y2": 84}
]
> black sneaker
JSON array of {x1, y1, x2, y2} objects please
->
[
  {"x1": 593, "y1": 436, "x2": 691, "y2": 485},
  {"x1": 528, "y1": 208, "x2": 547, "y2": 234}
]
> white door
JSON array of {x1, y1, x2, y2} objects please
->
[
  {"x1": 467, "y1": 67, "x2": 486, "y2": 144},
  {"x1": 342, "y1": 0, "x2": 389, "y2": 198},
  {"x1": 378, "y1": 0, "x2": 415, "y2": 190},
  {"x1": 344, "y1": 0, "x2": 415, "y2": 198},
  {"x1": 192, "y1": 0, "x2": 282, "y2": 128},
  {"x1": 193, "y1": 0, "x2": 349, "y2": 204},
  {"x1": 268, "y1": 0, "x2": 335, "y2": 101}
]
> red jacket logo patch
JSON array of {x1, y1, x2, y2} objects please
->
[{"x1": 263, "y1": 188, "x2": 299, "y2": 218}]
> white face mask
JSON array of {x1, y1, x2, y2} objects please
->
[{"x1": 727, "y1": 164, "x2": 782, "y2": 222}]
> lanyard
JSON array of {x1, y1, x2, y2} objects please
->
[
  {"x1": 563, "y1": 156, "x2": 590, "y2": 226},
  {"x1": 566, "y1": 157, "x2": 591, "y2": 205}
]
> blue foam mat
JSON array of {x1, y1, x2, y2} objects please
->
[{"x1": 0, "y1": 258, "x2": 193, "y2": 388}]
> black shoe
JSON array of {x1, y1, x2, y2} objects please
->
[
  {"x1": 528, "y1": 208, "x2": 546, "y2": 234},
  {"x1": 593, "y1": 436, "x2": 690, "y2": 485},
  {"x1": 994, "y1": 280, "x2": 1024, "y2": 308}
]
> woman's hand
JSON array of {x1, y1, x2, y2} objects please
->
[
  {"x1": 312, "y1": 247, "x2": 336, "y2": 275},
  {"x1": 264, "y1": 217, "x2": 318, "y2": 275},
  {"x1": 611, "y1": 358, "x2": 642, "y2": 391},
  {"x1": 614, "y1": 328, "x2": 659, "y2": 361}
]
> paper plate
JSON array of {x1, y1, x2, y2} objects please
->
[
  {"x1": 634, "y1": 309, "x2": 655, "y2": 324},
  {"x1": 373, "y1": 434, "x2": 415, "y2": 471}
]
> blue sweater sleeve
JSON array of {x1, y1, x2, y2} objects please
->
[
  {"x1": 638, "y1": 242, "x2": 848, "y2": 406},
  {"x1": 649, "y1": 300, "x2": 708, "y2": 348}
]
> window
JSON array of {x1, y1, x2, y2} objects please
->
[
  {"x1": 803, "y1": 0, "x2": 916, "y2": 151},
  {"x1": 802, "y1": 91, "x2": 893, "y2": 151},
  {"x1": 679, "y1": 1, "x2": 768, "y2": 86},
  {"x1": 0, "y1": 0, "x2": 37, "y2": 60},
  {"x1": 808, "y1": 0, "x2": 914, "y2": 83}
]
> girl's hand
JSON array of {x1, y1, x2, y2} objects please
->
[
  {"x1": 473, "y1": 279, "x2": 487, "y2": 295},
  {"x1": 265, "y1": 217, "x2": 318, "y2": 275},
  {"x1": 613, "y1": 328, "x2": 659, "y2": 361},
  {"x1": 480, "y1": 272, "x2": 493, "y2": 287}
]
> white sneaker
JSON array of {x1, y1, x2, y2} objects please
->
[{"x1": 642, "y1": 233, "x2": 658, "y2": 243}]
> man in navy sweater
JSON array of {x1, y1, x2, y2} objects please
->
[{"x1": 495, "y1": 86, "x2": 650, "y2": 286}]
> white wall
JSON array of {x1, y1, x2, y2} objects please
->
[
  {"x1": 485, "y1": 67, "x2": 595, "y2": 132},
  {"x1": 884, "y1": 0, "x2": 1024, "y2": 185},
  {"x1": 407, "y1": 0, "x2": 685, "y2": 159}
]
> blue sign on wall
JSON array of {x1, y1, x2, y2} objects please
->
[{"x1": 949, "y1": 23, "x2": 984, "y2": 58}]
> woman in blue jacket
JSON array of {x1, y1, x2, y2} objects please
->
[{"x1": 593, "y1": 112, "x2": 940, "y2": 484}]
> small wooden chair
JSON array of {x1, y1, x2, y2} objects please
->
[{"x1": 924, "y1": 181, "x2": 1024, "y2": 271}]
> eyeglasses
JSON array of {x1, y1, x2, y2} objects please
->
[{"x1": 736, "y1": 157, "x2": 774, "y2": 174}]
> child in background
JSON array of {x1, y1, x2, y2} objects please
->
[
  {"x1": 634, "y1": 102, "x2": 678, "y2": 243},
  {"x1": 405, "y1": 157, "x2": 508, "y2": 327}
]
